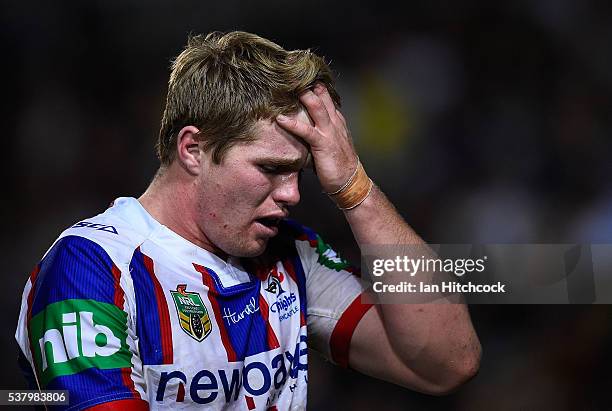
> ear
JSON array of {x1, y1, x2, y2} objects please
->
[{"x1": 176, "y1": 125, "x2": 203, "y2": 175}]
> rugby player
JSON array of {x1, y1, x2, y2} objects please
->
[{"x1": 16, "y1": 31, "x2": 481, "y2": 410}]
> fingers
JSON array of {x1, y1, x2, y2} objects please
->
[
  {"x1": 335, "y1": 108, "x2": 347, "y2": 127},
  {"x1": 276, "y1": 114, "x2": 320, "y2": 147},
  {"x1": 313, "y1": 83, "x2": 338, "y2": 121},
  {"x1": 299, "y1": 89, "x2": 331, "y2": 128},
  {"x1": 277, "y1": 83, "x2": 349, "y2": 151}
]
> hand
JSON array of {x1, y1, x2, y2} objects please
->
[{"x1": 276, "y1": 83, "x2": 358, "y2": 193}]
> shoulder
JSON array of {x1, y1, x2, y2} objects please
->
[
  {"x1": 260, "y1": 219, "x2": 318, "y2": 260},
  {"x1": 50, "y1": 199, "x2": 150, "y2": 268},
  {"x1": 281, "y1": 219, "x2": 354, "y2": 272},
  {"x1": 278, "y1": 219, "x2": 319, "y2": 246},
  {"x1": 254, "y1": 219, "x2": 354, "y2": 275},
  {"x1": 27, "y1": 199, "x2": 154, "y2": 311}
]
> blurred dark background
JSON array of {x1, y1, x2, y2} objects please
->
[{"x1": 3, "y1": 1, "x2": 612, "y2": 409}]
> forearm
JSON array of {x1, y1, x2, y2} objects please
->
[
  {"x1": 344, "y1": 184, "x2": 481, "y2": 388},
  {"x1": 274, "y1": 83, "x2": 480, "y2": 390}
]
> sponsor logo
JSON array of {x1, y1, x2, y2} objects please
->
[
  {"x1": 29, "y1": 299, "x2": 132, "y2": 385},
  {"x1": 155, "y1": 335, "x2": 307, "y2": 405},
  {"x1": 315, "y1": 235, "x2": 351, "y2": 271},
  {"x1": 72, "y1": 221, "x2": 118, "y2": 234},
  {"x1": 171, "y1": 285, "x2": 212, "y2": 341},
  {"x1": 270, "y1": 293, "x2": 299, "y2": 322},
  {"x1": 222, "y1": 297, "x2": 259, "y2": 326}
]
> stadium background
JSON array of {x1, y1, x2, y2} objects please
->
[{"x1": 3, "y1": 1, "x2": 612, "y2": 409}]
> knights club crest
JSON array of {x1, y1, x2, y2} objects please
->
[
  {"x1": 170, "y1": 284, "x2": 212, "y2": 342},
  {"x1": 264, "y1": 266, "x2": 285, "y2": 295}
]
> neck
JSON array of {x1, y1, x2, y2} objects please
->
[{"x1": 138, "y1": 164, "x2": 225, "y2": 257}]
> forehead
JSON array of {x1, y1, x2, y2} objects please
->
[{"x1": 239, "y1": 110, "x2": 312, "y2": 160}]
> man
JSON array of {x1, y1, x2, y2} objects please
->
[{"x1": 16, "y1": 31, "x2": 480, "y2": 410}]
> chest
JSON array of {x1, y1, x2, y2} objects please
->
[{"x1": 128, "y1": 242, "x2": 308, "y2": 407}]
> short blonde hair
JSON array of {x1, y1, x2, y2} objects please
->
[{"x1": 157, "y1": 31, "x2": 339, "y2": 164}]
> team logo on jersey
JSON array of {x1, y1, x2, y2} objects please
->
[
  {"x1": 29, "y1": 299, "x2": 132, "y2": 385},
  {"x1": 171, "y1": 285, "x2": 212, "y2": 342},
  {"x1": 315, "y1": 235, "x2": 351, "y2": 271},
  {"x1": 264, "y1": 266, "x2": 285, "y2": 295}
]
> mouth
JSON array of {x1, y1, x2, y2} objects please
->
[{"x1": 254, "y1": 216, "x2": 283, "y2": 236}]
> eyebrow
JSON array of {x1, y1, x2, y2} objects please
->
[{"x1": 254, "y1": 157, "x2": 306, "y2": 169}]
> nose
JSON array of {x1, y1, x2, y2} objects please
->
[{"x1": 272, "y1": 172, "x2": 301, "y2": 208}]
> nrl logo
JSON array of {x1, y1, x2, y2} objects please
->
[
  {"x1": 264, "y1": 267, "x2": 285, "y2": 295},
  {"x1": 170, "y1": 285, "x2": 212, "y2": 342}
]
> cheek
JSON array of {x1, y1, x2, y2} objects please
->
[
  {"x1": 226, "y1": 171, "x2": 271, "y2": 206},
  {"x1": 205, "y1": 171, "x2": 271, "y2": 225}
]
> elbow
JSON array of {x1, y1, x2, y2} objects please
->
[{"x1": 427, "y1": 341, "x2": 482, "y2": 396}]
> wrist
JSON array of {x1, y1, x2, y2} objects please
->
[{"x1": 327, "y1": 159, "x2": 373, "y2": 210}]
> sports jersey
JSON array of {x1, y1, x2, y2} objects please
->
[{"x1": 16, "y1": 197, "x2": 372, "y2": 410}]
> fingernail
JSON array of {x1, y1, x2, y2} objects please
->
[{"x1": 277, "y1": 114, "x2": 289, "y2": 122}]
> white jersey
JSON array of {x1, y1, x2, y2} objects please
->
[{"x1": 16, "y1": 197, "x2": 372, "y2": 410}]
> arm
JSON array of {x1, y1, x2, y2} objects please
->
[
  {"x1": 15, "y1": 236, "x2": 148, "y2": 410},
  {"x1": 276, "y1": 84, "x2": 481, "y2": 394}
]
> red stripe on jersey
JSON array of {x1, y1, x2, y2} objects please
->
[
  {"x1": 267, "y1": 406, "x2": 278, "y2": 411},
  {"x1": 245, "y1": 395, "x2": 256, "y2": 410},
  {"x1": 296, "y1": 234, "x2": 317, "y2": 248},
  {"x1": 85, "y1": 398, "x2": 148, "y2": 410},
  {"x1": 283, "y1": 259, "x2": 298, "y2": 284},
  {"x1": 282, "y1": 260, "x2": 306, "y2": 327},
  {"x1": 142, "y1": 253, "x2": 174, "y2": 364},
  {"x1": 25, "y1": 265, "x2": 40, "y2": 374},
  {"x1": 194, "y1": 263, "x2": 238, "y2": 362},
  {"x1": 258, "y1": 295, "x2": 280, "y2": 350},
  {"x1": 120, "y1": 367, "x2": 139, "y2": 399},
  {"x1": 111, "y1": 264, "x2": 124, "y2": 309},
  {"x1": 329, "y1": 292, "x2": 374, "y2": 368},
  {"x1": 26, "y1": 265, "x2": 40, "y2": 323},
  {"x1": 113, "y1": 263, "x2": 138, "y2": 397},
  {"x1": 299, "y1": 311, "x2": 306, "y2": 327},
  {"x1": 177, "y1": 382, "x2": 185, "y2": 402}
]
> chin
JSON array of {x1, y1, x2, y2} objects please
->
[{"x1": 222, "y1": 238, "x2": 269, "y2": 258}]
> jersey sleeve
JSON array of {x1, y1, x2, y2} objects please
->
[
  {"x1": 289, "y1": 221, "x2": 373, "y2": 368},
  {"x1": 15, "y1": 235, "x2": 147, "y2": 411}
]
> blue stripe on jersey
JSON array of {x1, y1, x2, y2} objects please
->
[
  {"x1": 205, "y1": 267, "x2": 271, "y2": 359},
  {"x1": 30, "y1": 236, "x2": 116, "y2": 318},
  {"x1": 289, "y1": 255, "x2": 308, "y2": 317},
  {"x1": 129, "y1": 248, "x2": 165, "y2": 365},
  {"x1": 18, "y1": 350, "x2": 37, "y2": 390},
  {"x1": 47, "y1": 368, "x2": 135, "y2": 411},
  {"x1": 281, "y1": 218, "x2": 318, "y2": 242}
]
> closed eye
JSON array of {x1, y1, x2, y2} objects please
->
[{"x1": 259, "y1": 165, "x2": 280, "y2": 174}]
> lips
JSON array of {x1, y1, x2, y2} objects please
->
[
  {"x1": 253, "y1": 214, "x2": 285, "y2": 236},
  {"x1": 256, "y1": 217, "x2": 282, "y2": 228}
]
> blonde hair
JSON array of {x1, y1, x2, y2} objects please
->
[{"x1": 157, "y1": 31, "x2": 340, "y2": 164}]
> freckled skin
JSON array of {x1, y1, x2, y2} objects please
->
[{"x1": 194, "y1": 113, "x2": 309, "y2": 258}]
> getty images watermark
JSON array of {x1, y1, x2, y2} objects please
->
[
  {"x1": 370, "y1": 254, "x2": 505, "y2": 294},
  {"x1": 360, "y1": 244, "x2": 612, "y2": 304}
]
